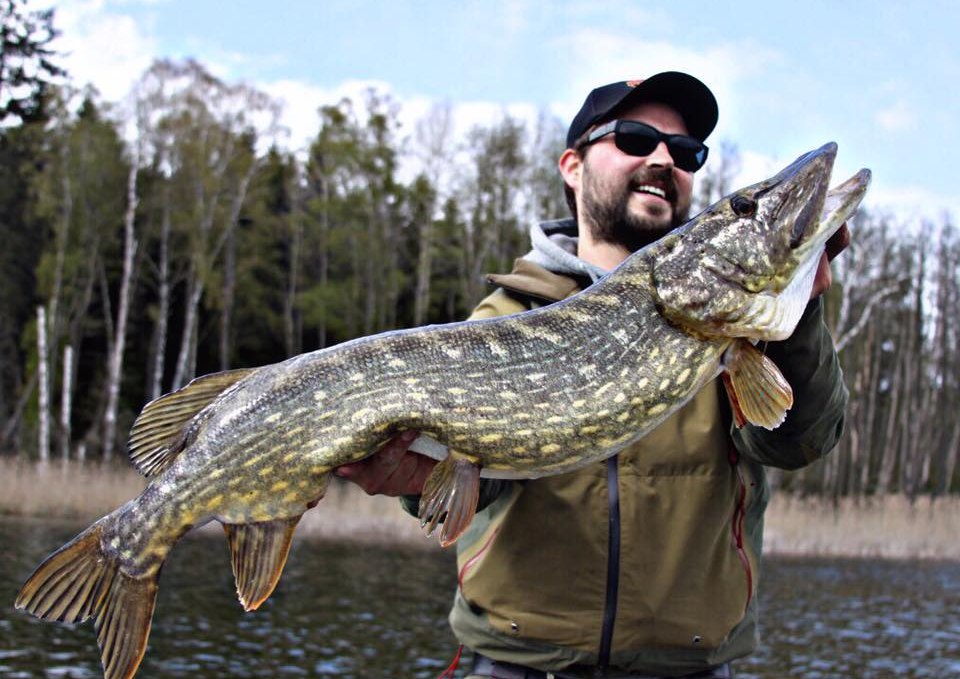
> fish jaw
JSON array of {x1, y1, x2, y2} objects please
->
[{"x1": 649, "y1": 143, "x2": 870, "y2": 341}]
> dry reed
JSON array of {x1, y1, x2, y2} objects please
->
[
  {"x1": 0, "y1": 458, "x2": 432, "y2": 548},
  {"x1": 2, "y1": 458, "x2": 957, "y2": 558}
]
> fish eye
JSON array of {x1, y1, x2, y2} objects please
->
[{"x1": 730, "y1": 195, "x2": 757, "y2": 217}]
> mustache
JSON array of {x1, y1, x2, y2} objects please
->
[{"x1": 628, "y1": 167, "x2": 679, "y2": 204}]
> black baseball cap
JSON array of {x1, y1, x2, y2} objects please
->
[{"x1": 566, "y1": 72, "x2": 718, "y2": 148}]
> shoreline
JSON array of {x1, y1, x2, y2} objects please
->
[{"x1": 2, "y1": 458, "x2": 957, "y2": 559}]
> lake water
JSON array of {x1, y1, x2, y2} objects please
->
[{"x1": 1, "y1": 518, "x2": 958, "y2": 678}]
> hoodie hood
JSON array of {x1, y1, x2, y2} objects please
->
[{"x1": 523, "y1": 219, "x2": 609, "y2": 282}]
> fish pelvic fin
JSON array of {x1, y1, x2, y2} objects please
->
[
  {"x1": 223, "y1": 515, "x2": 301, "y2": 612},
  {"x1": 419, "y1": 450, "x2": 481, "y2": 548},
  {"x1": 128, "y1": 368, "x2": 256, "y2": 477},
  {"x1": 721, "y1": 339, "x2": 794, "y2": 430},
  {"x1": 15, "y1": 520, "x2": 160, "y2": 679}
]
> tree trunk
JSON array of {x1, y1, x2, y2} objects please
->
[
  {"x1": 101, "y1": 159, "x2": 139, "y2": 462},
  {"x1": 149, "y1": 201, "x2": 171, "y2": 400},
  {"x1": 36, "y1": 306, "x2": 49, "y2": 463},
  {"x1": 60, "y1": 344, "x2": 73, "y2": 461}
]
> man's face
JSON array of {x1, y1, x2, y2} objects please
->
[{"x1": 578, "y1": 101, "x2": 695, "y2": 252}]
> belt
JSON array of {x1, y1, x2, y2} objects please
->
[{"x1": 469, "y1": 653, "x2": 733, "y2": 679}]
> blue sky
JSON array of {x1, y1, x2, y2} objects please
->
[{"x1": 45, "y1": 0, "x2": 960, "y2": 221}]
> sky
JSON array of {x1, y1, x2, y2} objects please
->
[{"x1": 37, "y1": 0, "x2": 960, "y2": 223}]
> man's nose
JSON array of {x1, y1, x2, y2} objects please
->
[{"x1": 644, "y1": 140, "x2": 675, "y2": 169}]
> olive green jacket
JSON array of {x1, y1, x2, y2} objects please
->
[{"x1": 404, "y1": 251, "x2": 847, "y2": 677}]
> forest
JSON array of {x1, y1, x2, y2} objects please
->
[{"x1": 1, "y1": 1, "x2": 957, "y2": 500}]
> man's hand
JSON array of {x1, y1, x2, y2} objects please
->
[
  {"x1": 334, "y1": 430, "x2": 435, "y2": 496},
  {"x1": 810, "y1": 223, "x2": 851, "y2": 298}
]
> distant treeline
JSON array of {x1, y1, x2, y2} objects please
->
[{"x1": 0, "y1": 58, "x2": 956, "y2": 498}]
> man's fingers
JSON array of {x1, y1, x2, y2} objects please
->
[{"x1": 333, "y1": 430, "x2": 424, "y2": 495}]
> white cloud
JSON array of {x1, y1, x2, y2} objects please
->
[
  {"x1": 875, "y1": 98, "x2": 917, "y2": 132},
  {"x1": 45, "y1": 0, "x2": 157, "y2": 102},
  {"x1": 547, "y1": 28, "x2": 780, "y2": 141}
]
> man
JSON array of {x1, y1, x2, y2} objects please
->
[{"x1": 337, "y1": 72, "x2": 849, "y2": 678}]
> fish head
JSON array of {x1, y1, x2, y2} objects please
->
[{"x1": 650, "y1": 142, "x2": 870, "y2": 341}]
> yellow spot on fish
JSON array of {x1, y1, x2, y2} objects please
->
[
  {"x1": 540, "y1": 443, "x2": 562, "y2": 454},
  {"x1": 512, "y1": 446, "x2": 528, "y2": 454},
  {"x1": 350, "y1": 373, "x2": 364, "y2": 382},
  {"x1": 595, "y1": 382, "x2": 614, "y2": 398},
  {"x1": 515, "y1": 428, "x2": 534, "y2": 436},
  {"x1": 479, "y1": 433, "x2": 504, "y2": 443},
  {"x1": 572, "y1": 399, "x2": 586, "y2": 408},
  {"x1": 546, "y1": 415, "x2": 564, "y2": 424},
  {"x1": 265, "y1": 412, "x2": 282, "y2": 424},
  {"x1": 648, "y1": 404, "x2": 668, "y2": 416},
  {"x1": 313, "y1": 390, "x2": 328, "y2": 401},
  {"x1": 617, "y1": 411, "x2": 631, "y2": 423},
  {"x1": 205, "y1": 494, "x2": 224, "y2": 510},
  {"x1": 258, "y1": 466, "x2": 274, "y2": 478},
  {"x1": 650, "y1": 347, "x2": 660, "y2": 359},
  {"x1": 351, "y1": 408, "x2": 372, "y2": 422},
  {"x1": 637, "y1": 377, "x2": 649, "y2": 389},
  {"x1": 580, "y1": 425, "x2": 600, "y2": 435},
  {"x1": 389, "y1": 358, "x2": 407, "y2": 368},
  {"x1": 677, "y1": 368, "x2": 692, "y2": 384},
  {"x1": 448, "y1": 387, "x2": 468, "y2": 395},
  {"x1": 209, "y1": 468, "x2": 225, "y2": 480},
  {"x1": 613, "y1": 392, "x2": 626, "y2": 404},
  {"x1": 270, "y1": 480, "x2": 289, "y2": 492}
]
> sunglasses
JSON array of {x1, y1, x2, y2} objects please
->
[{"x1": 584, "y1": 120, "x2": 709, "y2": 172}]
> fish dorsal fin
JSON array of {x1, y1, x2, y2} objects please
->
[
  {"x1": 223, "y1": 516, "x2": 301, "y2": 611},
  {"x1": 721, "y1": 339, "x2": 794, "y2": 430},
  {"x1": 128, "y1": 368, "x2": 256, "y2": 477}
]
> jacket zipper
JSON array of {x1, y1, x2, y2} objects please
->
[{"x1": 598, "y1": 455, "x2": 621, "y2": 669}]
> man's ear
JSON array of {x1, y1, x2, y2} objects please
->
[{"x1": 558, "y1": 148, "x2": 583, "y2": 195}]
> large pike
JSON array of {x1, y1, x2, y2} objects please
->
[{"x1": 16, "y1": 142, "x2": 869, "y2": 679}]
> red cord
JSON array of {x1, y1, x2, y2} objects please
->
[{"x1": 436, "y1": 643, "x2": 463, "y2": 679}]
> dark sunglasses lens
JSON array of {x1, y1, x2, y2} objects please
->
[
  {"x1": 667, "y1": 137, "x2": 708, "y2": 171},
  {"x1": 613, "y1": 122, "x2": 707, "y2": 171},
  {"x1": 613, "y1": 124, "x2": 659, "y2": 157}
]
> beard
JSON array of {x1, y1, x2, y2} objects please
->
[{"x1": 581, "y1": 165, "x2": 691, "y2": 253}]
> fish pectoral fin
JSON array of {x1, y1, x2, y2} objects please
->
[
  {"x1": 128, "y1": 368, "x2": 257, "y2": 477},
  {"x1": 15, "y1": 520, "x2": 160, "y2": 679},
  {"x1": 224, "y1": 515, "x2": 301, "y2": 612},
  {"x1": 721, "y1": 339, "x2": 794, "y2": 430},
  {"x1": 418, "y1": 450, "x2": 481, "y2": 548}
]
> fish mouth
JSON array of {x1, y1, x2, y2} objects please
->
[{"x1": 757, "y1": 142, "x2": 838, "y2": 252}]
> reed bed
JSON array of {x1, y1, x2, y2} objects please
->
[
  {"x1": 2, "y1": 458, "x2": 957, "y2": 557},
  {"x1": 0, "y1": 458, "x2": 430, "y2": 548}
]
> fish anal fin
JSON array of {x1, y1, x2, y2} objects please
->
[
  {"x1": 722, "y1": 339, "x2": 794, "y2": 430},
  {"x1": 223, "y1": 515, "x2": 301, "y2": 612},
  {"x1": 418, "y1": 450, "x2": 481, "y2": 548},
  {"x1": 129, "y1": 368, "x2": 256, "y2": 477},
  {"x1": 15, "y1": 520, "x2": 161, "y2": 679}
]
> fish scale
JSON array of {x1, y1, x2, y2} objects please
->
[{"x1": 15, "y1": 142, "x2": 871, "y2": 679}]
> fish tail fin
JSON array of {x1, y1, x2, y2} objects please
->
[{"x1": 15, "y1": 521, "x2": 160, "y2": 679}]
